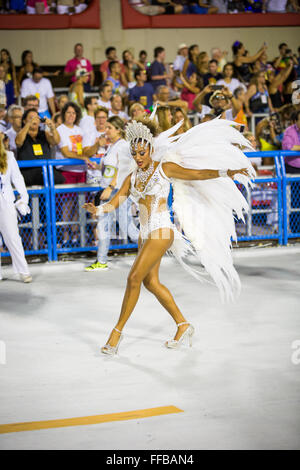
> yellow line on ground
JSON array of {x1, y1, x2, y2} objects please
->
[{"x1": 0, "y1": 406, "x2": 183, "y2": 435}]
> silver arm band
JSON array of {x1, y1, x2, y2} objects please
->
[{"x1": 218, "y1": 169, "x2": 228, "y2": 178}]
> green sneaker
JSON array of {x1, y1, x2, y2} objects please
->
[{"x1": 85, "y1": 262, "x2": 108, "y2": 272}]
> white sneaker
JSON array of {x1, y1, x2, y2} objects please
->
[{"x1": 20, "y1": 274, "x2": 32, "y2": 283}]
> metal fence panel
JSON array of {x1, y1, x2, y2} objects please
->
[
  {"x1": 280, "y1": 152, "x2": 300, "y2": 245},
  {"x1": 238, "y1": 152, "x2": 283, "y2": 244},
  {"x1": 48, "y1": 161, "x2": 138, "y2": 261},
  {"x1": 0, "y1": 160, "x2": 52, "y2": 261}
]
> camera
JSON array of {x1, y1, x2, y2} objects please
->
[{"x1": 210, "y1": 85, "x2": 223, "y2": 91}]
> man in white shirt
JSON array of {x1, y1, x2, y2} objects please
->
[
  {"x1": 109, "y1": 95, "x2": 129, "y2": 121},
  {"x1": 21, "y1": 67, "x2": 55, "y2": 119},
  {"x1": 5, "y1": 105, "x2": 24, "y2": 157},
  {"x1": 79, "y1": 96, "x2": 98, "y2": 134},
  {"x1": 97, "y1": 82, "x2": 113, "y2": 110}
]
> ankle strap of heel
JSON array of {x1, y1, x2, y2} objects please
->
[
  {"x1": 114, "y1": 327, "x2": 122, "y2": 334},
  {"x1": 176, "y1": 322, "x2": 189, "y2": 326}
]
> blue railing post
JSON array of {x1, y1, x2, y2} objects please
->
[
  {"x1": 279, "y1": 152, "x2": 288, "y2": 245},
  {"x1": 274, "y1": 153, "x2": 283, "y2": 246},
  {"x1": 279, "y1": 151, "x2": 300, "y2": 245},
  {"x1": 47, "y1": 162, "x2": 58, "y2": 261},
  {"x1": 42, "y1": 162, "x2": 53, "y2": 261}
]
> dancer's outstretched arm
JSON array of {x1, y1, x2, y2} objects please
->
[
  {"x1": 162, "y1": 162, "x2": 249, "y2": 181},
  {"x1": 83, "y1": 174, "x2": 131, "y2": 218}
]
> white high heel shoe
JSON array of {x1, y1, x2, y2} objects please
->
[
  {"x1": 101, "y1": 328, "x2": 123, "y2": 356},
  {"x1": 165, "y1": 322, "x2": 195, "y2": 349}
]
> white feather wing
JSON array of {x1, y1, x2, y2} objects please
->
[{"x1": 163, "y1": 118, "x2": 255, "y2": 302}]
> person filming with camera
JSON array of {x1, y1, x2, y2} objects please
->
[
  {"x1": 193, "y1": 84, "x2": 242, "y2": 120},
  {"x1": 15, "y1": 108, "x2": 62, "y2": 186}
]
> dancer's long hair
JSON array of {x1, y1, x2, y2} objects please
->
[{"x1": 0, "y1": 136, "x2": 8, "y2": 174}]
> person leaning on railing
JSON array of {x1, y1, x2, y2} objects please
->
[
  {"x1": 15, "y1": 108, "x2": 63, "y2": 186},
  {"x1": 55, "y1": 102, "x2": 96, "y2": 182},
  {"x1": 83, "y1": 116, "x2": 139, "y2": 271},
  {"x1": 281, "y1": 100, "x2": 300, "y2": 233},
  {"x1": 282, "y1": 110, "x2": 300, "y2": 173},
  {"x1": 55, "y1": 101, "x2": 97, "y2": 247}
]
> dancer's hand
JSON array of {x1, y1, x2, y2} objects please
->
[
  {"x1": 83, "y1": 202, "x2": 98, "y2": 218},
  {"x1": 100, "y1": 187, "x2": 112, "y2": 201},
  {"x1": 228, "y1": 168, "x2": 249, "y2": 179},
  {"x1": 85, "y1": 158, "x2": 97, "y2": 170}
]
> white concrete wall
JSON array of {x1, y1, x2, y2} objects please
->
[{"x1": 0, "y1": 0, "x2": 299, "y2": 66}]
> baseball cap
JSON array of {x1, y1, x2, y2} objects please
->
[{"x1": 178, "y1": 43, "x2": 188, "y2": 50}]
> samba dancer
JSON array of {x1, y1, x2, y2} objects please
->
[{"x1": 84, "y1": 116, "x2": 255, "y2": 355}]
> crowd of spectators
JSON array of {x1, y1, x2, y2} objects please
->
[
  {"x1": 0, "y1": 40, "x2": 299, "y2": 156},
  {"x1": 1, "y1": 0, "x2": 299, "y2": 14},
  {"x1": 0, "y1": 40, "x2": 300, "y2": 240},
  {"x1": 129, "y1": 0, "x2": 300, "y2": 15},
  {"x1": 0, "y1": 0, "x2": 90, "y2": 14}
]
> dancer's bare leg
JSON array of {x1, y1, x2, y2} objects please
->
[
  {"x1": 105, "y1": 228, "x2": 174, "y2": 347},
  {"x1": 143, "y1": 260, "x2": 190, "y2": 341}
]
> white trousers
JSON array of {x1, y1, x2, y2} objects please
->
[{"x1": 0, "y1": 197, "x2": 30, "y2": 279}]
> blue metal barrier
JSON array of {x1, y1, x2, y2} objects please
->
[
  {"x1": 47, "y1": 159, "x2": 138, "y2": 261},
  {"x1": 1, "y1": 151, "x2": 300, "y2": 264},
  {"x1": 280, "y1": 151, "x2": 300, "y2": 245},
  {"x1": 1, "y1": 160, "x2": 52, "y2": 261},
  {"x1": 241, "y1": 152, "x2": 283, "y2": 245}
]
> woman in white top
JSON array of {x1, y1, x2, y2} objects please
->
[
  {"x1": 0, "y1": 133, "x2": 31, "y2": 282},
  {"x1": 84, "y1": 117, "x2": 254, "y2": 355},
  {"x1": 84, "y1": 116, "x2": 139, "y2": 271},
  {"x1": 216, "y1": 63, "x2": 246, "y2": 95},
  {"x1": 56, "y1": 101, "x2": 96, "y2": 246}
]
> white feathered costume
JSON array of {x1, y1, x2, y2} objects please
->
[{"x1": 130, "y1": 117, "x2": 256, "y2": 302}]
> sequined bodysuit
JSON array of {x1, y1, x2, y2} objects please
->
[{"x1": 129, "y1": 162, "x2": 174, "y2": 240}]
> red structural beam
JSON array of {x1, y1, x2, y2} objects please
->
[
  {"x1": 121, "y1": 0, "x2": 300, "y2": 29},
  {"x1": 0, "y1": 0, "x2": 100, "y2": 30}
]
